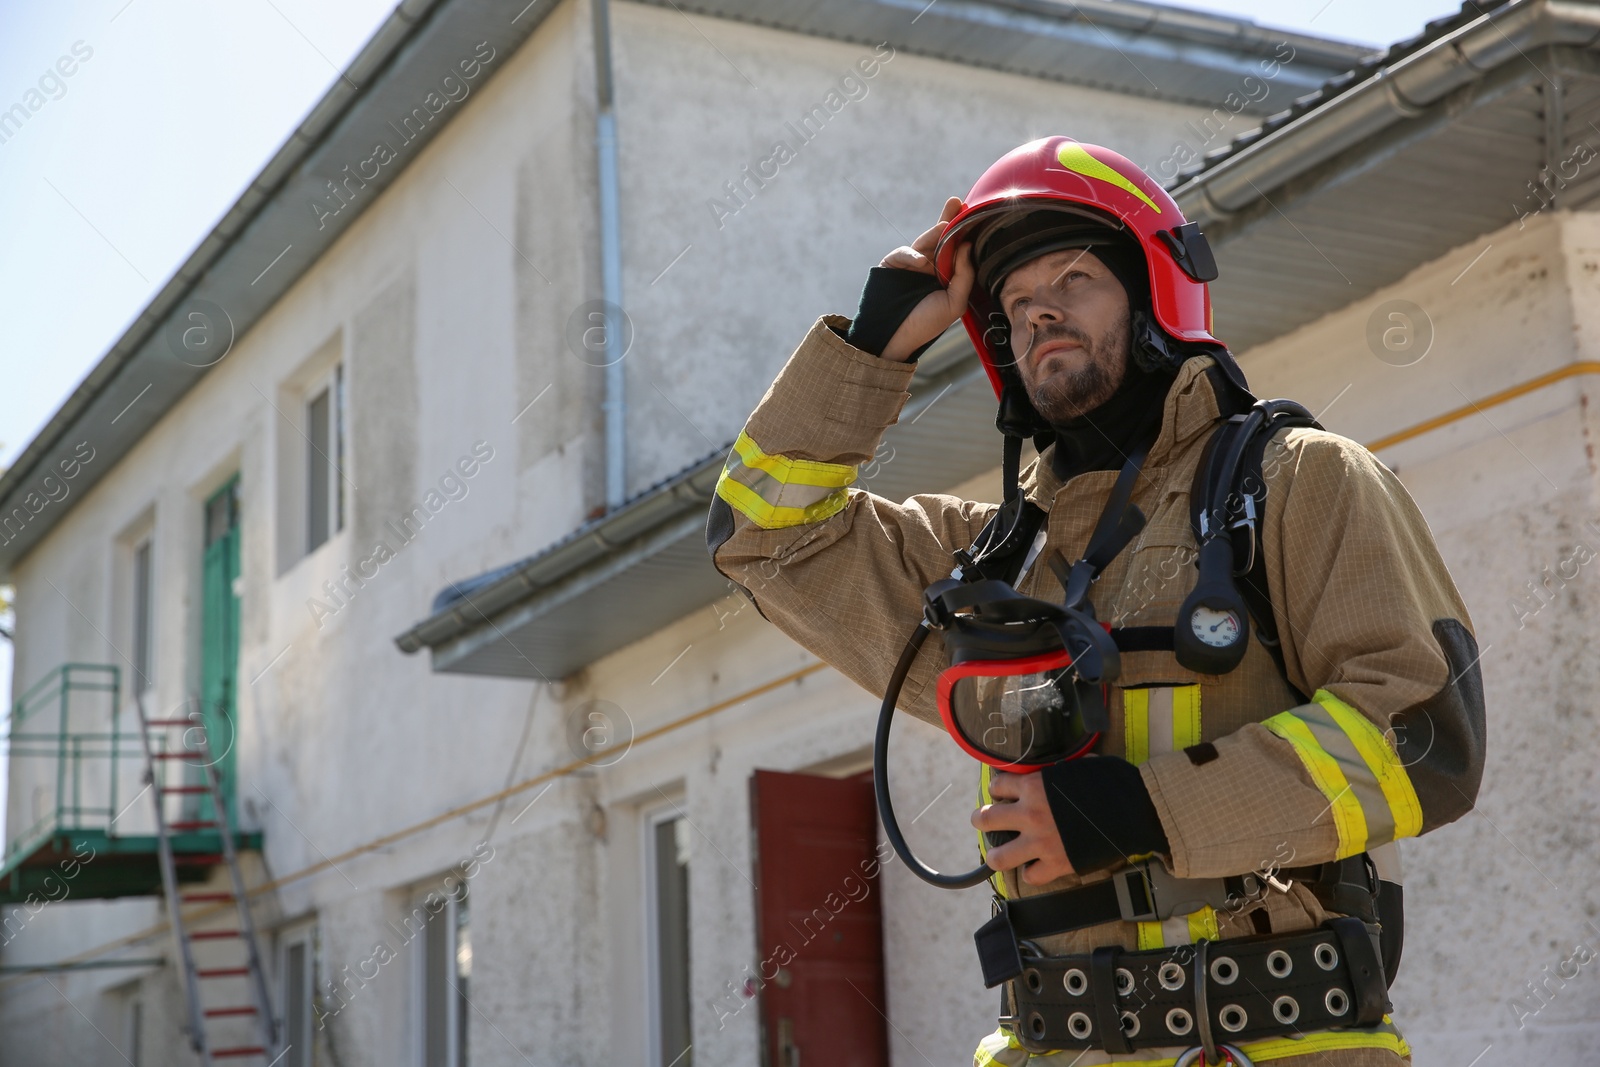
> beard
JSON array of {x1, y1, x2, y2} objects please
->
[{"x1": 1013, "y1": 315, "x2": 1130, "y2": 423}]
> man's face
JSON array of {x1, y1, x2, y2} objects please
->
[{"x1": 995, "y1": 248, "x2": 1131, "y2": 422}]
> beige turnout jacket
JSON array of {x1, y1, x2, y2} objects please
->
[{"x1": 708, "y1": 317, "x2": 1486, "y2": 1065}]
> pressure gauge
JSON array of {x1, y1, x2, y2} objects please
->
[{"x1": 1190, "y1": 605, "x2": 1243, "y2": 649}]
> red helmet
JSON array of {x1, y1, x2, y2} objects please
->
[{"x1": 933, "y1": 137, "x2": 1222, "y2": 402}]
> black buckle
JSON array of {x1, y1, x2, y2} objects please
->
[
  {"x1": 1112, "y1": 861, "x2": 1258, "y2": 923},
  {"x1": 975, "y1": 904, "x2": 1025, "y2": 988}
]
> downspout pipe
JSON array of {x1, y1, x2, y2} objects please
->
[{"x1": 594, "y1": 0, "x2": 627, "y2": 511}]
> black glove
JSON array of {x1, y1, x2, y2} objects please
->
[
  {"x1": 841, "y1": 266, "x2": 945, "y2": 361},
  {"x1": 1039, "y1": 756, "x2": 1170, "y2": 876}
]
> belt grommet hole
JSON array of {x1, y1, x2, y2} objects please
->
[
  {"x1": 1314, "y1": 943, "x2": 1339, "y2": 971},
  {"x1": 1166, "y1": 1007, "x2": 1193, "y2": 1036},
  {"x1": 1067, "y1": 1011, "x2": 1093, "y2": 1039},
  {"x1": 1028, "y1": 1012, "x2": 1047, "y2": 1040},
  {"x1": 1273, "y1": 995, "x2": 1300, "y2": 1024},
  {"x1": 1210, "y1": 955, "x2": 1239, "y2": 985},
  {"x1": 1267, "y1": 949, "x2": 1293, "y2": 979},
  {"x1": 1115, "y1": 967, "x2": 1135, "y2": 997},
  {"x1": 1024, "y1": 968, "x2": 1043, "y2": 994},
  {"x1": 1325, "y1": 987, "x2": 1350, "y2": 1016},
  {"x1": 1159, "y1": 961, "x2": 1185, "y2": 991},
  {"x1": 1219, "y1": 1004, "x2": 1248, "y2": 1033},
  {"x1": 1120, "y1": 1011, "x2": 1141, "y2": 1038},
  {"x1": 1064, "y1": 968, "x2": 1088, "y2": 996}
]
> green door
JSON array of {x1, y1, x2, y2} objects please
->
[{"x1": 200, "y1": 478, "x2": 241, "y2": 824}]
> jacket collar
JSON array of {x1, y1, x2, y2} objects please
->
[{"x1": 1017, "y1": 354, "x2": 1226, "y2": 509}]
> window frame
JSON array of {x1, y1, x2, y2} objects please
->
[
  {"x1": 643, "y1": 804, "x2": 692, "y2": 1067},
  {"x1": 278, "y1": 922, "x2": 318, "y2": 1067},
  {"x1": 131, "y1": 536, "x2": 154, "y2": 693},
  {"x1": 411, "y1": 879, "x2": 470, "y2": 1067},
  {"x1": 304, "y1": 361, "x2": 346, "y2": 555}
]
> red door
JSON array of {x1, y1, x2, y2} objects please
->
[{"x1": 750, "y1": 769, "x2": 889, "y2": 1067}]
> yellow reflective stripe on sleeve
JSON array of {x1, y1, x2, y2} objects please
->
[
  {"x1": 1265, "y1": 690, "x2": 1426, "y2": 857},
  {"x1": 1315, "y1": 690, "x2": 1424, "y2": 841},
  {"x1": 715, "y1": 430, "x2": 857, "y2": 529},
  {"x1": 1263, "y1": 711, "x2": 1369, "y2": 858}
]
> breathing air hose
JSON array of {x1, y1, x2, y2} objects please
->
[{"x1": 873, "y1": 622, "x2": 993, "y2": 890}]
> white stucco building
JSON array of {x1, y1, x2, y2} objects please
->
[{"x1": 1, "y1": 0, "x2": 1598, "y2": 1064}]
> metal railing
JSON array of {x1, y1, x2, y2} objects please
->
[{"x1": 0, "y1": 663, "x2": 166, "y2": 864}]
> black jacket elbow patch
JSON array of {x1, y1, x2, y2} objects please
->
[
  {"x1": 1392, "y1": 618, "x2": 1487, "y2": 834},
  {"x1": 706, "y1": 495, "x2": 735, "y2": 561}
]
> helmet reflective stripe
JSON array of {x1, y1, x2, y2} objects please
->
[{"x1": 1057, "y1": 142, "x2": 1161, "y2": 215}]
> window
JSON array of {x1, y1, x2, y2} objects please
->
[
  {"x1": 417, "y1": 883, "x2": 470, "y2": 1067},
  {"x1": 131, "y1": 538, "x2": 153, "y2": 692},
  {"x1": 648, "y1": 812, "x2": 691, "y2": 1067},
  {"x1": 305, "y1": 364, "x2": 345, "y2": 553},
  {"x1": 126, "y1": 997, "x2": 143, "y2": 1067},
  {"x1": 280, "y1": 926, "x2": 316, "y2": 1067}
]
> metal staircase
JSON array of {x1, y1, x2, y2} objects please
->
[{"x1": 135, "y1": 692, "x2": 279, "y2": 1064}]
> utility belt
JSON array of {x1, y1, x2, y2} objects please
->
[
  {"x1": 1001, "y1": 918, "x2": 1389, "y2": 1060},
  {"x1": 976, "y1": 854, "x2": 1400, "y2": 1060}
]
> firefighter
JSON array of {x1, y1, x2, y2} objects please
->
[{"x1": 707, "y1": 138, "x2": 1485, "y2": 1066}]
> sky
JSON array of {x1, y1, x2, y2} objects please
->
[{"x1": 0, "y1": 0, "x2": 1468, "y2": 831}]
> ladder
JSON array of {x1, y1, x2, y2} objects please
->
[{"x1": 135, "y1": 693, "x2": 279, "y2": 1064}]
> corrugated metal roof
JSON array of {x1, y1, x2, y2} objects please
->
[
  {"x1": 632, "y1": 0, "x2": 1375, "y2": 109},
  {"x1": 402, "y1": 0, "x2": 1600, "y2": 680}
]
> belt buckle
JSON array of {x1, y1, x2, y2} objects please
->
[
  {"x1": 1112, "y1": 863, "x2": 1161, "y2": 923},
  {"x1": 1115, "y1": 861, "x2": 1248, "y2": 922}
]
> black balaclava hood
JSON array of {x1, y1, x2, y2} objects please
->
[{"x1": 974, "y1": 211, "x2": 1179, "y2": 479}]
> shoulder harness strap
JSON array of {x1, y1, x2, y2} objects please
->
[{"x1": 1189, "y1": 396, "x2": 1320, "y2": 701}]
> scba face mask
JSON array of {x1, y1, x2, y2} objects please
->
[{"x1": 925, "y1": 577, "x2": 1110, "y2": 772}]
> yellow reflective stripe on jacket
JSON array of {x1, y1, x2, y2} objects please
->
[
  {"x1": 1123, "y1": 686, "x2": 1205, "y2": 947},
  {"x1": 1264, "y1": 689, "x2": 1423, "y2": 858},
  {"x1": 1133, "y1": 905, "x2": 1218, "y2": 951},
  {"x1": 978, "y1": 763, "x2": 1007, "y2": 899},
  {"x1": 1317, "y1": 691, "x2": 1424, "y2": 840},
  {"x1": 1123, "y1": 686, "x2": 1202, "y2": 767},
  {"x1": 975, "y1": 1017, "x2": 1409, "y2": 1066},
  {"x1": 715, "y1": 431, "x2": 856, "y2": 529}
]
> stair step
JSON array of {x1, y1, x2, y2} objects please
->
[
  {"x1": 161, "y1": 785, "x2": 210, "y2": 794},
  {"x1": 204, "y1": 1005, "x2": 260, "y2": 1018},
  {"x1": 196, "y1": 967, "x2": 251, "y2": 979},
  {"x1": 169, "y1": 820, "x2": 218, "y2": 831},
  {"x1": 151, "y1": 751, "x2": 207, "y2": 759},
  {"x1": 145, "y1": 719, "x2": 202, "y2": 727},
  {"x1": 211, "y1": 1048, "x2": 268, "y2": 1059},
  {"x1": 174, "y1": 854, "x2": 223, "y2": 865},
  {"x1": 189, "y1": 930, "x2": 243, "y2": 941},
  {"x1": 181, "y1": 892, "x2": 235, "y2": 903}
]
